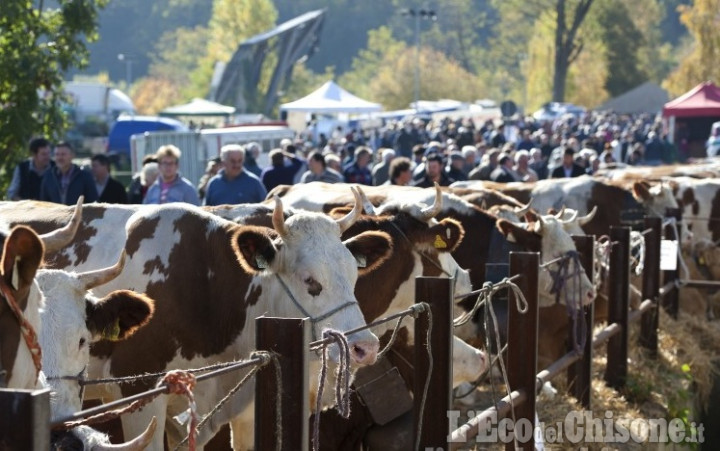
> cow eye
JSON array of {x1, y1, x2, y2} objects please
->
[
  {"x1": 304, "y1": 277, "x2": 323, "y2": 297},
  {"x1": 79, "y1": 337, "x2": 86, "y2": 348}
]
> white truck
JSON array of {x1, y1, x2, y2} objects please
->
[{"x1": 130, "y1": 125, "x2": 295, "y2": 185}]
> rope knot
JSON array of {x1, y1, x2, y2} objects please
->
[{"x1": 160, "y1": 371, "x2": 198, "y2": 451}]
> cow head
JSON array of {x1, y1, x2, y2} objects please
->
[
  {"x1": 36, "y1": 251, "x2": 154, "y2": 418},
  {"x1": 234, "y1": 190, "x2": 391, "y2": 366},
  {"x1": 632, "y1": 181, "x2": 692, "y2": 242},
  {"x1": 497, "y1": 215, "x2": 595, "y2": 307}
]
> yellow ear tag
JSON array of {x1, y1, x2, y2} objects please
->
[
  {"x1": 102, "y1": 319, "x2": 121, "y2": 341},
  {"x1": 434, "y1": 235, "x2": 447, "y2": 249},
  {"x1": 699, "y1": 256, "x2": 706, "y2": 265}
]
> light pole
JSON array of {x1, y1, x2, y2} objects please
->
[
  {"x1": 401, "y1": 8, "x2": 437, "y2": 111},
  {"x1": 117, "y1": 53, "x2": 134, "y2": 87}
]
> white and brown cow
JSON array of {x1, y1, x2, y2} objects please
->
[
  {"x1": 0, "y1": 205, "x2": 156, "y2": 450},
  {"x1": 59, "y1": 193, "x2": 390, "y2": 450}
]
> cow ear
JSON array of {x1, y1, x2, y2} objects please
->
[
  {"x1": 343, "y1": 231, "x2": 392, "y2": 275},
  {"x1": 328, "y1": 207, "x2": 353, "y2": 218},
  {"x1": 422, "y1": 218, "x2": 465, "y2": 253},
  {"x1": 2, "y1": 226, "x2": 44, "y2": 305},
  {"x1": 86, "y1": 290, "x2": 154, "y2": 342},
  {"x1": 632, "y1": 181, "x2": 652, "y2": 201},
  {"x1": 497, "y1": 219, "x2": 542, "y2": 251},
  {"x1": 232, "y1": 226, "x2": 279, "y2": 274},
  {"x1": 497, "y1": 219, "x2": 519, "y2": 243}
]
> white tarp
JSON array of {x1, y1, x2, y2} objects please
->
[{"x1": 280, "y1": 81, "x2": 382, "y2": 113}]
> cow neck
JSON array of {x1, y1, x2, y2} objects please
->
[
  {"x1": 0, "y1": 275, "x2": 42, "y2": 386},
  {"x1": 386, "y1": 218, "x2": 453, "y2": 278},
  {"x1": 274, "y1": 273, "x2": 357, "y2": 341}
]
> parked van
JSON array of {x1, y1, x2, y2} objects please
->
[{"x1": 108, "y1": 116, "x2": 188, "y2": 167}]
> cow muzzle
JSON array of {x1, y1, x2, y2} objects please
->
[{"x1": 348, "y1": 332, "x2": 380, "y2": 366}]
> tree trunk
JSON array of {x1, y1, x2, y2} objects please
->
[{"x1": 553, "y1": 0, "x2": 567, "y2": 102}]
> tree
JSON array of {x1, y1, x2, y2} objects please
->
[
  {"x1": 552, "y1": 0, "x2": 595, "y2": 101},
  {"x1": 0, "y1": 0, "x2": 107, "y2": 193},
  {"x1": 664, "y1": 0, "x2": 720, "y2": 96}
]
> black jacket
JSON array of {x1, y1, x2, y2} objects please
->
[
  {"x1": 551, "y1": 164, "x2": 586, "y2": 178},
  {"x1": 98, "y1": 177, "x2": 128, "y2": 204}
]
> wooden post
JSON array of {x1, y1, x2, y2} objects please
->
[
  {"x1": 506, "y1": 252, "x2": 539, "y2": 451},
  {"x1": 604, "y1": 227, "x2": 630, "y2": 390},
  {"x1": 0, "y1": 388, "x2": 50, "y2": 450},
  {"x1": 255, "y1": 317, "x2": 309, "y2": 451},
  {"x1": 567, "y1": 235, "x2": 595, "y2": 408},
  {"x1": 414, "y1": 276, "x2": 453, "y2": 450},
  {"x1": 662, "y1": 208, "x2": 682, "y2": 319},
  {"x1": 640, "y1": 217, "x2": 662, "y2": 356}
]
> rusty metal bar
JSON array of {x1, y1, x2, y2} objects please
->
[
  {"x1": 663, "y1": 208, "x2": 682, "y2": 318},
  {"x1": 680, "y1": 279, "x2": 720, "y2": 289},
  {"x1": 0, "y1": 388, "x2": 50, "y2": 450},
  {"x1": 567, "y1": 235, "x2": 595, "y2": 408},
  {"x1": 449, "y1": 390, "x2": 527, "y2": 449},
  {"x1": 506, "y1": 252, "x2": 539, "y2": 451},
  {"x1": 604, "y1": 227, "x2": 630, "y2": 390},
  {"x1": 414, "y1": 277, "x2": 453, "y2": 450},
  {"x1": 640, "y1": 217, "x2": 662, "y2": 356},
  {"x1": 255, "y1": 317, "x2": 309, "y2": 451}
]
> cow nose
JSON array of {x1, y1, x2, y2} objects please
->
[{"x1": 349, "y1": 338, "x2": 380, "y2": 366}]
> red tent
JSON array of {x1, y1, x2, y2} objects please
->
[{"x1": 663, "y1": 81, "x2": 720, "y2": 118}]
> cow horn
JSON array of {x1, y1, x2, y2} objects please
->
[
  {"x1": 39, "y1": 196, "x2": 83, "y2": 254},
  {"x1": 355, "y1": 186, "x2": 376, "y2": 216},
  {"x1": 419, "y1": 183, "x2": 443, "y2": 221},
  {"x1": 272, "y1": 195, "x2": 289, "y2": 238},
  {"x1": 578, "y1": 206, "x2": 597, "y2": 226},
  {"x1": 554, "y1": 206, "x2": 566, "y2": 220},
  {"x1": 78, "y1": 250, "x2": 126, "y2": 291},
  {"x1": 559, "y1": 209, "x2": 578, "y2": 223},
  {"x1": 91, "y1": 416, "x2": 157, "y2": 450},
  {"x1": 336, "y1": 187, "x2": 362, "y2": 233},
  {"x1": 513, "y1": 199, "x2": 533, "y2": 216}
]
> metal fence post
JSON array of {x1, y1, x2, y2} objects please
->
[
  {"x1": 640, "y1": 217, "x2": 662, "y2": 356},
  {"x1": 0, "y1": 388, "x2": 50, "y2": 450},
  {"x1": 568, "y1": 235, "x2": 595, "y2": 408},
  {"x1": 604, "y1": 227, "x2": 630, "y2": 390},
  {"x1": 663, "y1": 208, "x2": 682, "y2": 318},
  {"x1": 507, "y1": 252, "x2": 539, "y2": 451},
  {"x1": 255, "y1": 317, "x2": 309, "y2": 451},
  {"x1": 414, "y1": 276, "x2": 453, "y2": 450}
]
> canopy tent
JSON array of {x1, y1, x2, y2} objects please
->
[
  {"x1": 662, "y1": 81, "x2": 720, "y2": 118},
  {"x1": 160, "y1": 98, "x2": 236, "y2": 117},
  {"x1": 597, "y1": 82, "x2": 668, "y2": 114},
  {"x1": 662, "y1": 81, "x2": 720, "y2": 158},
  {"x1": 280, "y1": 81, "x2": 382, "y2": 113}
]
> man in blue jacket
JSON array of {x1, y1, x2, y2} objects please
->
[
  {"x1": 40, "y1": 142, "x2": 98, "y2": 205},
  {"x1": 204, "y1": 144, "x2": 267, "y2": 205}
]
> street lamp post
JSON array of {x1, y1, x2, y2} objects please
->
[
  {"x1": 117, "y1": 53, "x2": 134, "y2": 87},
  {"x1": 401, "y1": 8, "x2": 437, "y2": 112}
]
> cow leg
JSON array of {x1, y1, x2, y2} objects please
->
[
  {"x1": 229, "y1": 401, "x2": 255, "y2": 451},
  {"x1": 121, "y1": 395, "x2": 168, "y2": 451}
]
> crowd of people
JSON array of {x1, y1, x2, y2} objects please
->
[{"x1": 6, "y1": 110, "x2": 682, "y2": 207}]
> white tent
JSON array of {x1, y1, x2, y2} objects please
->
[
  {"x1": 160, "y1": 98, "x2": 236, "y2": 117},
  {"x1": 280, "y1": 81, "x2": 382, "y2": 113}
]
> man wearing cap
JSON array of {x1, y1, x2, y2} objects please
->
[
  {"x1": 445, "y1": 151, "x2": 468, "y2": 181},
  {"x1": 551, "y1": 147, "x2": 586, "y2": 178}
]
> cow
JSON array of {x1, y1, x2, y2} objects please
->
[
  {"x1": 2, "y1": 195, "x2": 486, "y2": 449},
  {"x1": 0, "y1": 203, "x2": 157, "y2": 450},
  {"x1": 62, "y1": 192, "x2": 392, "y2": 450},
  {"x1": 451, "y1": 176, "x2": 688, "y2": 240}
]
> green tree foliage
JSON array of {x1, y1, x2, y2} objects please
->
[
  {"x1": 592, "y1": 0, "x2": 648, "y2": 97},
  {"x1": 664, "y1": 0, "x2": 720, "y2": 96},
  {"x1": 0, "y1": 0, "x2": 106, "y2": 193}
]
